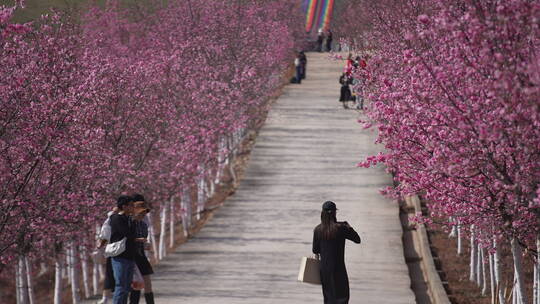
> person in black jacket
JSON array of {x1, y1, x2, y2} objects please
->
[
  {"x1": 313, "y1": 201, "x2": 361, "y2": 304},
  {"x1": 129, "y1": 195, "x2": 154, "y2": 304},
  {"x1": 299, "y1": 51, "x2": 307, "y2": 80},
  {"x1": 110, "y1": 195, "x2": 139, "y2": 304},
  {"x1": 339, "y1": 73, "x2": 353, "y2": 109},
  {"x1": 326, "y1": 30, "x2": 333, "y2": 52}
]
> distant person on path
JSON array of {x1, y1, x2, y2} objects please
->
[
  {"x1": 313, "y1": 201, "x2": 361, "y2": 304},
  {"x1": 317, "y1": 29, "x2": 325, "y2": 52},
  {"x1": 344, "y1": 53, "x2": 354, "y2": 76},
  {"x1": 294, "y1": 52, "x2": 302, "y2": 84},
  {"x1": 129, "y1": 195, "x2": 155, "y2": 304},
  {"x1": 339, "y1": 73, "x2": 353, "y2": 109},
  {"x1": 109, "y1": 195, "x2": 139, "y2": 304},
  {"x1": 299, "y1": 51, "x2": 307, "y2": 80},
  {"x1": 326, "y1": 30, "x2": 333, "y2": 52}
]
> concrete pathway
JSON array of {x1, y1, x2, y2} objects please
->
[{"x1": 152, "y1": 52, "x2": 416, "y2": 304}]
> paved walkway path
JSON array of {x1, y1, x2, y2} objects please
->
[{"x1": 152, "y1": 52, "x2": 416, "y2": 304}]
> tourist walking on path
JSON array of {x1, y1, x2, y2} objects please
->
[
  {"x1": 294, "y1": 52, "x2": 303, "y2": 84},
  {"x1": 326, "y1": 30, "x2": 333, "y2": 52},
  {"x1": 312, "y1": 201, "x2": 361, "y2": 304},
  {"x1": 109, "y1": 195, "x2": 139, "y2": 304},
  {"x1": 129, "y1": 195, "x2": 155, "y2": 304},
  {"x1": 299, "y1": 51, "x2": 307, "y2": 80},
  {"x1": 316, "y1": 29, "x2": 325, "y2": 52},
  {"x1": 339, "y1": 73, "x2": 353, "y2": 109}
]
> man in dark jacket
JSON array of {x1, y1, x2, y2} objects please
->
[
  {"x1": 110, "y1": 195, "x2": 138, "y2": 304},
  {"x1": 299, "y1": 51, "x2": 307, "y2": 80}
]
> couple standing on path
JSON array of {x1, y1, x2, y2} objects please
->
[
  {"x1": 96, "y1": 195, "x2": 155, "y2": 304},
  {"x1": 313, "y1": 201, "x2": 361, "y2": 304}
]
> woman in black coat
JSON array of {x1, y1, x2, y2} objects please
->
[
  {"x1": 339, "y1": 74, "x2": 353, "y2": 108},
  {"x1": 313, "y1": 201, "x2": 361, "y2": 304}
]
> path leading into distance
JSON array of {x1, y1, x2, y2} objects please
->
[{"x1": 152, "y1": 52, "x2": 416, "y2": 304}]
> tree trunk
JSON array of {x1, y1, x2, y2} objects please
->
[
  {"x1": 69, "y1": 242, "x2": 80, "y2": 304},
  {"x1": 181, "y1": 189, "x2": 190, "y2": 238},
  {"x1": 511, "y1": 237, "x2": 528, "y2": 304},
  {"x1": 65, "y1": 252, "x2": 71, "y2": 283},
  {"x1": 494, "y1": 239, "x2": 505, "y2": 304},
  {"x1": 534, "y1": 263, "x2": 538, "y2": 304},
  {"x1": 158, "y1": 203, "x2": 167, "y2": 260},
  {"x1": 477, "y1": 243, "x2": 483, "y2": 287},
  {"x1": 470, "y1": 227, "x2": 477, "y2": 282},
  {"x1": 92, "y1": 257, "x2": 99, "y2": 296},
  {"x1": 534, "y1": 235, "x2": 540, "y2": 304},
  {"x1": 481, "y1": 247, "x2": 487, "y2": 295},
  {"x1": 489, "y1": 250, "x2": 496, "y2": 304},
  {"x1": 169, "y1": 198, "x2": 175, "y2": 248},
  {"x1": 457, "y1": 220, "x2": 462, "y2": 255},
  {"x1": 146, "y1": 212, "x2": 159, "y2": 262},
  {"x1": 16, "y1": 255, "x2": 29, "y2": 304},
  {"x1": 24, "y1": 255, "x2": 35, "y2": 304},
  {"x1": 15, "y1": 259, "x2": 21, "y2": 304},
  {"x1": 197, "y1": 175, "x2": 205, "y2": 221},
  {"x1": 80, "y1": 246, "x2": 91, "y2": 298},
  {"x1": 449, "y1": 217, "x2": 457, "y2": 238},
  {"x1": 54, "y1": 254, "x2": 63, "y2": 304}
]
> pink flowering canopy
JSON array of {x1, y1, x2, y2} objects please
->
[
  {"x1": 341, "y1": 0, "x2": 540, "y2": 250},
  {"x1": 0, "y1": 0, "x2": 305, "y2": 268}
]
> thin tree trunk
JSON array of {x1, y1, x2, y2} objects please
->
[
  {"x1": 512, "y1": 281, "x2": 517, "y2": 304},
  {"x1": 494, "y1": 239, "x2": 505, "y2": 304},
  {"x1": 186, "y1": 188, "x2": 192, "y2": 228},
  {"x1": 80, "y1": 246, "x2": 90, "y2": 298},
  {"x1": 534, "y1": 263, "x2": 538, "y2": 304},
  {"x1": 477, "y1": 243, "x2": 483, "y2": 287},
  {"x1": 449, "y1": 217, "x2": 457, "y2": 238},
  {"x1": 146, "y1": 212, "x2": 158, "y2": 262},
  {"x1": 16, "y1": 255, "x2": 29, "y2": 304},
  {"x1": 197, "y1": 176, "x2": 205, "y2": 221},
  {"x1": 534, "y1": 235, "x2": 540, "y2": 304},
  {"x1": 481, "y1": 247, "x2": 487, "y2": 295},
  {"x1": 65, "y1": 251, "x2": 72, "y2": 283},
  {"x1": 457, "y1": 220, "x2": 462, "y2": 255},
  {"x1": 92, "y1": 256, "x2": 99, "y2": 296},
  {"x1": 489, "y1": 250, "x2": 495, "y2": 304},
  {"x1": 169, "y1": 198, "x2": 175, "y2": 248},
  {"x1": 181, "y1": 189, "x2": 190, "y2": 238},
  {"x1": 24, "y1": 255, "x2": 35, "y2": 304},
  {"x1": 54, "y1": 254, "x2": 63, "y2": 304},
  {"x1": 15, "y1": 259, "x2": 21, "y2": 304},
  {"x1": 511, "y1": 237, "x2": 528, "y2": 304},
  {"x1": 215, "y1": 136, "x2": 225, "y2": 184},
  {"x1": 69, "y1": 242, "x2": 80, "y2": 304},
  {"x1": 158, "y1": 203, "x2": 167, "y2": 260},
  {"x1": 208, "y1": 174, "x2": 215, "y2": 197},
  {"x1": 470, "y1": 227, "x2": 477, "y2": 282}
]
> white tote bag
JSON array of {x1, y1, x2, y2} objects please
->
[
  {"x1": 298, "y1": 256, "x2": 321, "y2": 285},
  {"x1": 104, "y1": 237, "x2": 127, "y2": 258}
]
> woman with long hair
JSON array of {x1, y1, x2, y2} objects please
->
[{"x1": 313, "y1": 201, "x2": 361, "y2": 304}]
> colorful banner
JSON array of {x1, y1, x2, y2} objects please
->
[
  {"x1": 305, "y1": 0, "x2": 318, "y2": 32},
  {"x1": 304, "y1": 0, "x2": 334, "y2": 33},
  {"x1": 321, "y1": 0, "x2": 334, "y2": 31}
]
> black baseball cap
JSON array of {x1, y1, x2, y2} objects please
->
[{"x1": 322, "y1": 201, "x2": 338, "y2": 211}]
